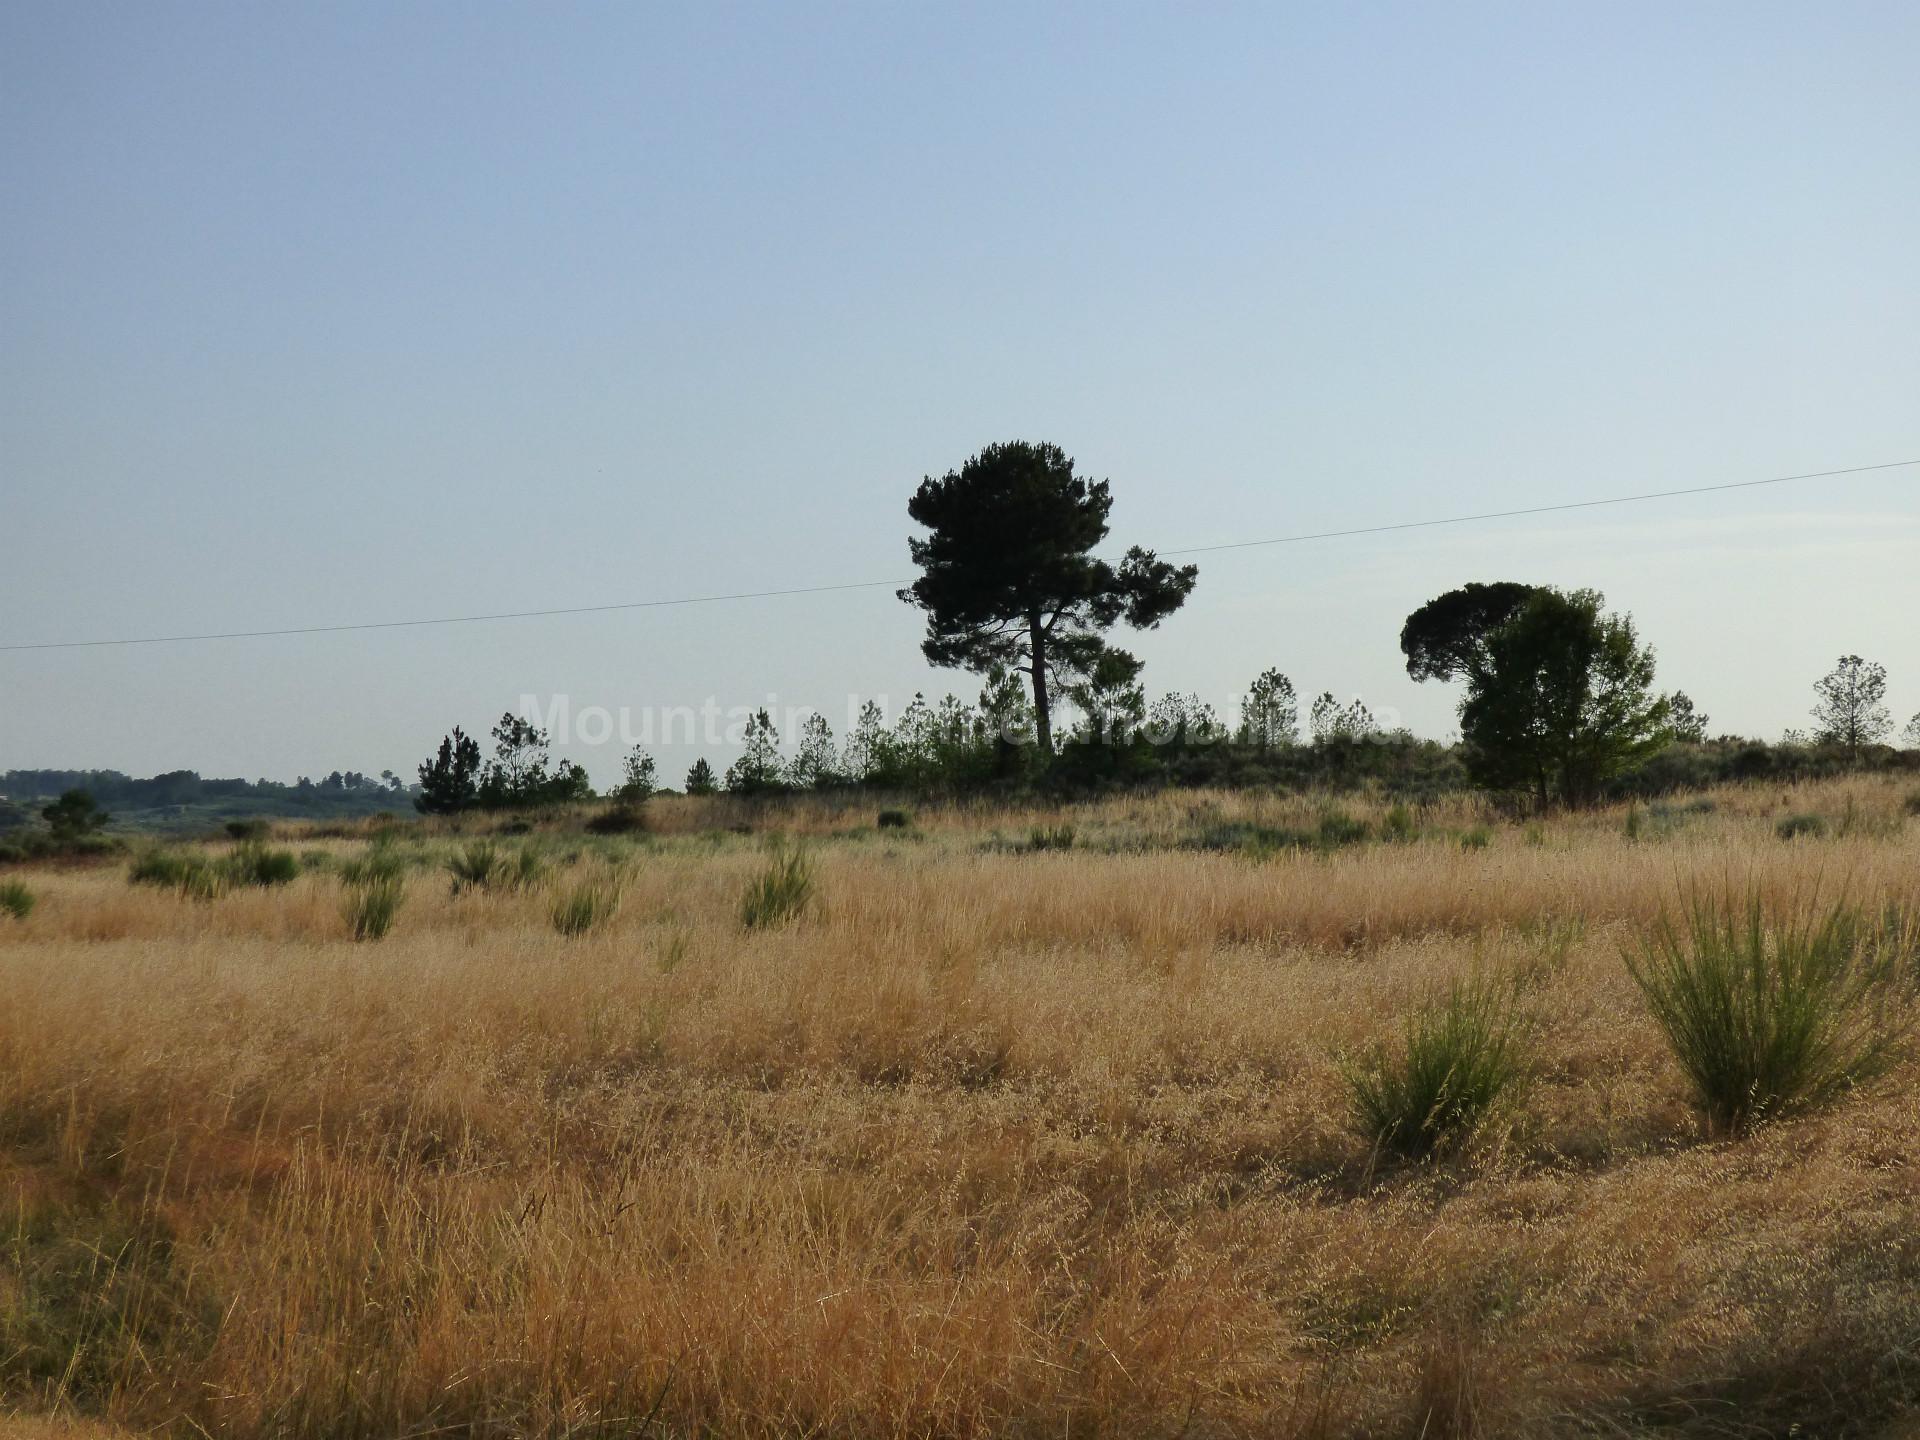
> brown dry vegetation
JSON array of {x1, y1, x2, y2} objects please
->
[{"x1": 2, "y1": 776, "x2": 1918, "y2": 1437}]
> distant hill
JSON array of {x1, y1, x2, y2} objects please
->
[{"x1": 0, "y1": 768, "x2": 417, "y2": 835}]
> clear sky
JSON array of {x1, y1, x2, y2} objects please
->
[{"x1": 3, "y1": 1, "x2": 1916, "y2": 786}]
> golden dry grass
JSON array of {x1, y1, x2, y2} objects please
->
[{"x1": 1, "y1": 776, "x2": 1917, "y2": 1437}]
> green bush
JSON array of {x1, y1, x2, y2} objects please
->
[
  {"x1": 1316, "y1": 809, "x2": 1370, "y2": 849},
  {"x1": 343, "y1": 875, "x2": 404, "y2": 941},
  {"x1": 447, "y1": 841, "x2": 504, "y2": 894},
  {"x1": 1381, "y1": 804, "x2": 1417, "y2": 843},
  {"x1": 227, "y1": 841, "x2": 299, "y2": 887},
  {"x1": 1025, "y1": 824, "x2": 1077, "y2": 853},
  {"x1": 128, "y1": 849, "x2": 229, "y2": 900},
  {"x1": 339, "y1": 840, "x2": 407, "y2": 887},
  {"x1": 0, "y1": 880, "x2": 34, "y2": 920},
  {"x1": 741, "y1": 843, "x2": 816, "y2": 929},
  {"x1": 1626, "y1": 892, "x2": 1902, "y2": 1135},
  {"x1": 1343, "y1": 980, "x2": 1528, "y2": 1158},
  {"x1": 1776, "y1": 813, "x2": 1828, "y2": 841},
  {"x1": 128, "y1": 850, "x2": 190, "y2": 889},
  {"x1": 551, "y1": 878, "x2": 621, "y2": 936},
  {"x1": 1458, "y1": 826, "x2": 1493, "y2": 851},
  {"x1": 224, "y1": 819, "x2": 270, "y2": 840},
  {"x1": 877, "y1": 809, "x2": 912, "y2": 830}
]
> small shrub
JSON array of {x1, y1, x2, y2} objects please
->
[
  {"x1": 1381, "y1": 804, "x2": 1417, "y2": 843},
  {"x1": 1623, "y1": 805, "x2": 1644, "y2": 843},
  {"x1": 1025, "y1": 824, "x2": 1076, "y2": 853},
  {"x1": 447, "y1": 841, "x2": 504, "y2": 894},
  {"x1": 741, "y1": 843, "x2": 816, "y2": 929},
  {"x1": 551, "y1": 878, "x2": 621, "y2": 936},
  {"x1": 1316, "y1": 809, "x2": 1370, "y2": 849},
  {"x1": 339, "y1": 842, "x2": 406, "y2": 887},
  {"x1": 1776, "y1": 813, "x2": 1827, "y2": 841},
  {"x1": 585, "y1": 806, "x2": 647, "y2": 835},
  {"x1": 128, "y1": 850, "x2": 190, "y2": 889},
  {"x1": 224, "y1": 819, "x2": 270, "y2": 840},
  {"x1": 877, "y1": 809, "x2": 912, "y2": 830},
  {"x1": 227, "y1": 841, "x2": 299, "y2": 887},
  {"x1": 129, "y1": 849, "x2": 229, "y2": 900},
  {"x1": 1458, "y1": 826, "x2": 1493, "y2": 851},
  {"x1": 1626, "y1": 892, "x2": 1902, "y2": 1135},
  {"x1": 343, "y1": 875, "x2": 404, "y2": 941},
  {"x1": 1343, "y1": 980, "x2": 1528, "y2": 1158},
  {"x1": 0, "y1": 880, "x2": 34, "y2": 920}
]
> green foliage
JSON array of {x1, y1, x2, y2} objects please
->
[
  {"x1": 1776, "y1": 813, "x2": 1828, "y2": 841},
  {"x1": 614, "y1": 746, "x2": 657, "y2": 804},
  {"x1": 684, "y1": 757, "x2": 718, "y2": 796},
  {"x1": 741, "y1": 842, "x2": 816, "y2": 929},
  {"x1": 1455, "y1": 587, "x2": 1672, "y2": 808},
  {"x1": 0, "y1": 880, "x2": 34, "y2": 920},
  {"x1": 1811, "y1": 655, "x2": 1891, "y2": 754},
  {"x1": 227, "y1": 841, "x2": 300, "y2": 887},
  {"x1": 1626, "y1": 892, "x2": 1903, "y2": 1134},
  {"x1": 1239, "y1": 668, "x2": 1299, "y2": 748},
  {"x1": 447, "y1": 841, "x2": 505, "y2": 894},
  {"x1": 1343, "y1": 980, "x2": 1528, "y2": 1158},
  {"x1": 1381, "y1": 804, "x2": 1417, "y2": 843},
  {"x1": 1025, "y1": 823, "x2": 1077, "y2": 853},
  {"x1": 900, "y1": 439, "x2": 1197, "y2": 753},
  {"x1": 551, "y1": 877, "x2": 621, "y2": 936},
  {"x1": 339, "y1": 838, "x2": 408, "y2": 887},
  {"x1": 1399, "y1": 582, "x2": 1537, "y2": 682},
  {"x1": 877, "y1": 809, "x2": 912, "y2": 829},
  {"x1": 224, "y1": 818, "x2": 270, "y2": 840},
  {"x1": 343, "y1": 875, "x2": 404, "y2": 941},
  {"x1": 415, "y1": 727, "x2": 482, "y2": 814},
  {"x1": 1458, "y1": 826, "x2": 1493, "y2": 851},
  {"x1": 725, "y1": 710, "x2": 786, "y2": 795},
  {"x1": 126, "y1": 841, "x2": 296, "y2": 897},
  {"x1": 41, "y1": 789, "x2": 109, "y2": 845},
  {"x1": 1315, "y1": 809, "x2": 1369, "y2": 848}
]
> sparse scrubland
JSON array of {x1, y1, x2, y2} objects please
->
[{"x1": 3, "y1": 777, "x2": 1920, "y2": 1437}]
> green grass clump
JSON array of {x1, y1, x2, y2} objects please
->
[
  {"x1": 1025, "y1": 824, "x2": 1077, "y2": 853},
  {"x1": 1458, "y1": 826, "x2": 1493, "y2": 851},
  {"x1": 343, "y1": 874, "x2": 404, "y2": 941},
  {"x1": 339, "y1": 840, "x2": 407, "y2": 887},
  {"x1": 227, "y1": 841, "x2": 299, "y2": 887},
  {"x1": 551, "y1": 878, "x2": 621, "y2": 936},
  {"x1": 1775, "y1": 813, "x2": 1827, "y2": 841},
  {"x1": 1316, "y1": 809, "x2": 1370, "y2": 849},
  {"x1": 1343, "y1": 980, "x2": 1528, "y2": 1159},
  {"x1": 741, "y1": 843, "x2": 816, "y2": 929},
  {"x1": 1626, "y1": 892, "x2": 1903, "y2": 1135},
  {"x1": 128, "y1": 849, "x2": 231, "y2": 900},
  {"x1": 447, "y1": 840, "x2": 505, "y2": 894},
  {"x1": 1381, "y1": 804, "x2": 1417, "y2": 843},
  {"x1": 0, "y1": 880, "x2": 34, "y2": 920}
]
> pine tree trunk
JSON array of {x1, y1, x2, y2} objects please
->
[{"x1": 1029, "y1": 613, "x2": 1052, "y2": 756}]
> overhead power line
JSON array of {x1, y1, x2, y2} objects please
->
[{"x1": 2, "y1": 457, "x2": 1913, "y2": 653}]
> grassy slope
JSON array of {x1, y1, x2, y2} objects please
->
[{"x1": 0, "y1": 776, "x2": 1917, "y2": 1437}]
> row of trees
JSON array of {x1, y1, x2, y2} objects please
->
[{"x1": 411, "y1": 439, "x2": 1913, "y2": 815}]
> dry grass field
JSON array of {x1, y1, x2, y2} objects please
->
[{"x1": 2, "y1": 776, "x2": 1918, "y2": 1438}]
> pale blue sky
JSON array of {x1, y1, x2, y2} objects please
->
[{"x1": 3, "y1": 1, "x2": 1916, "y2": 784}]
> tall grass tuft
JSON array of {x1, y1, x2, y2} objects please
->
[
  {"x1": 551, "y1": 877, "x2": 621, "y2": 936},
  {"x1": 0, "y1": 880, "x2": 34, "y2": 919},
  {"x1": 343, "y1": 874, "x2": 404, "y2": 941},
  {"x1": 1344, "y1": 980, "x2": 1528, "y2": 1159},
  {"x1": 227, "y1": 840, "x2": 300, "y2": 887},
  {"x1": 1025, "y1": 824, "x2": 1077, "y2": 853},
  {"x1": 741, "y1": 842, "x2": 816, "y2": 929},
  {"x1": 447, "y1": 840, "x2": 504, "y2": 895},
  {"x1": 1626, "y1": 891, "x2": 1904, "y2": 1135}
]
